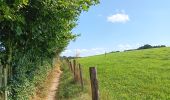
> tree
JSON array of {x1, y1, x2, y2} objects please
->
[
  {"x1": 0, "y1": 0, "x2": 99, "y2": 99},
  {"x1": 137, "y1": 44, "x2": 166, "y2": 50},
  {"x1": 137, "y1": 44, "x2": 152, "y2": 50}
]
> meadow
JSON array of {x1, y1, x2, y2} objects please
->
[{"x1": 79, "y1": 47, "x2": 170, "y2": 99}]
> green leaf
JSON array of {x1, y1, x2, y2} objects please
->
[
  {"x1": 22, "y1": 0, "x2": 28, "y2": 5},
  {"x1": 16, "y1": 26, "x2": 22, "y2": 35},
  {"x1": 82, "y1": 4, "x2": 89, "y2": 11}
]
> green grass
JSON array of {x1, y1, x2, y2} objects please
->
[
  {"x1": 57, "y1": 61, "x2": 87, "y2": 100},
  {"x1": 78, "y1": 47, "x2": 170, "y2": 100}
]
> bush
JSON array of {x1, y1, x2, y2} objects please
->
[
  {"x1": 137, "y1": 44, "x2": 166, "y2": 50},
  {"x1": 138, "y1": 44, "x2": 152, "y2": 49}
]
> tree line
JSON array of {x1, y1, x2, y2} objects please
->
[
  {"x1": 137, "y1": 44, "x2": 166, "y2": 50},
  {"x1": 124, "y1": 44, "x2": 166, "y2": 52}
]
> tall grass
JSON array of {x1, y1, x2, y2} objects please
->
[{"x1": 57, "y1": 61, "x2": 84, "y2": 100}]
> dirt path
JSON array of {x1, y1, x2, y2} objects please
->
[
  {"x1": 45, "y1": 67, "x2": 62, "y2": 100},
  {"x1": 31, "y1": 60, "x2": 62, "y2": 100}
]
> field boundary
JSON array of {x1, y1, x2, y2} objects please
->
[{"x1": 66, "y1": 59, "x2": 99, "y2": 100}]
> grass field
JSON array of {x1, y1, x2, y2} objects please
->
[{"x1": 78, "y1": 47, "x2": 170, "y2": 99}]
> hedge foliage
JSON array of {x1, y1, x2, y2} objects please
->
[{"x1": 0, "y1": 0, "x2": 99, "y2": 99}]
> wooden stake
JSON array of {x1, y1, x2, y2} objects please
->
[
  {"x1": 79, "y1": 64, "x2": 84, "y2": 90},
  {"x1": 4, "y1": 66, "x2": 7, "y2": 100},
  {"x1": 89, "y1": 67, "x2": 99, "y2": 100},
  {"x1": 73, "y1": 60, "x2": 76, "y2": 81},
  {"x1": 0, "y1": 65, "x2": 2, "y2": 88},
  {"x1": 69, "y1": 61, "x2": 73, "y2": 72}
]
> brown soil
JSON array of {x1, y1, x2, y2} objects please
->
[{"x1": 31, "y1": 60, "x2": 62, "y2": 100}]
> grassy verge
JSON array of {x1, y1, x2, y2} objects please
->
[{"x1": 57, "y1": 60, "x2": 90, "y2": 100}]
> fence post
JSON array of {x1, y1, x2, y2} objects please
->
[
  {"x1": 69, "y1": 61, "x2": 73, "y2": 72},
  {"x1": 89, "y1": 67, "x2": 99, "y2": 100},
  {"x1": 78, "y1": 64, "x2": 84, "y2": 90},
  {"x1": 0, "y1": 65, "x2": 2, "y2": 88},
  {"x1": 4, "y1": 66, "x2": 8, "y2": 100},
  {"x1": 66, "y1": 58, "x2": 69, "y2": 63},
  {"x1": 66, "y1": 59, "x2": 69, "y2": 70},
  {"x1": 10, "y1": 66, "x2": 12, "y2": 80},
  {"x1": 73, "y1": 60, "x2": 76, "y2": 81},
  {"x1": 0, "y1": 65, "x2": 2, "y2": 99}
]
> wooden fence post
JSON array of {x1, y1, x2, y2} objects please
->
[
  {"x1": 4, "y1": 66, "x2": 8, "y2": 100},
  {"x1": 66, "y1": 59, "x2": 70, "y2": 70},
  {"x1": 89, "y1": 67, "x2": 99, "y2": 100},
  {"x1": 0, "y1": 65, "x2": 2, "y2": 88},
  {"x1": 0, "y1": 65, "x2": 2, "y2": 99},
  {"x1": 66, "y1": 58, "x2": 69, "y2": 63},
  {"x1": 69, "y1": 61, "x2": 73, "y2": 72},
  {"x1": 73, "y1": 60, "x2": 76, "y2": 81},
  {"x1": 78, "y1": 64, "x2": 84, "y2": 90},
  {"x1": 10, "y1": 66, "x2": 12, "y2": 80}
]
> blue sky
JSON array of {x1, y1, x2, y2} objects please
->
[{"x1": 62, "y1": 0, "x2": 170, "y2": 57}]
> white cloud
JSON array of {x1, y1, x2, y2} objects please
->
[
  {"x1": 136, "y1": 43, "x2": 142, "y2": 47},
  {"x1": 61, "y1": 48, "x2": 106, "y2": 57},
  {"x1": 62, "y1": 50, "x2": 72, "y2": 54},
  {"x1": 118, "y1": 43, "x2": 144, "y2": 51},
  {"x1": 75, "y1": 49, "x2": 89, "y2": 54},
  {"x1": 92, "y1": 48, "x2": 105, "y2": 51},
  {"x1": 107, "y1": 12, "x2": 130, "y2": 23},
  {"x1": 61, "y1": 50, "x2": 72, "y2": 55},
  {"x1": 118, "y1": 44, "x2": 133, "y2": 51}
]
